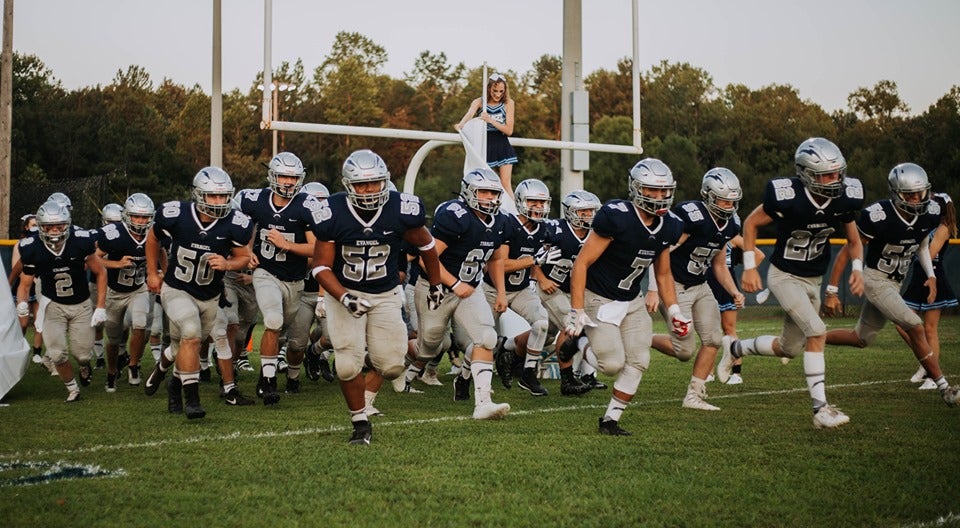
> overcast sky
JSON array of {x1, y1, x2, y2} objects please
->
[{"x1": 11, "y1": 0, "x2": 960, "y2": 115}]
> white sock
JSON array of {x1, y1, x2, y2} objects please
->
[
  {"x1": 523, "y1": 353, "x2": 540, "y2": 369},
  {"x1": 261, "y1": 357, "x2": 278, "y2": 379},
  {"x1": 471, "y1": 360, "x2": 493, "y2": 404},
  {"x1": 803, "y1": 351, "x2": 827, "y2": 409},
  {"x1": 737, "y1": 335, "x2": 777, "y2": 357}
]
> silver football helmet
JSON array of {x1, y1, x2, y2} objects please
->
[
  {"x1": 47, "y1": 192, "x2": 73, "y2": 211},
  {"x1": 36, "y1": 200, "x2": 72, "y2": 251},
  {"x1": 385, "y1": 180, "x2": 398, "y2": 193},
  {"x1": 123, "y1": 193, "x2": 156, "y2": 235},
  {"x1": 561, "y1": 190, "x2": 602, "y2": 230},
  {"x1": 461, "y1": 167, "x2": 504, "y2": 215},
  {"x1": 192, "y1": 166, "x2": 235, "y2": 219},
  {"x1": 515, "y1": 179, "x2": 552, "y2": 221},
  {"x1": 101, "y1": 203, "x2": 123, "y2": 225},
  {"x1": 888, "y1": 163, "x2": 931, "y2": 216},
  {"x1": 795, "y1": 137, "x2": 847, "y2": 199},
  {"x1": 267, "y1": 152, "x2": 306, "y2": 198},
  {"x1": 341, "y1": 149, "x2": 390, "y2": 210},
  {"x1": 701, "y1": 168, "x2": 742, "y2": 221},
  {"x1": 299, "y1": 182, "x2": 330, "y2": 201},
  {"x1": 628, "y1": 158, "x2": 676, "y2": 216}
]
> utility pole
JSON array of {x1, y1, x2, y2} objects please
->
[{"x1": 0, "y1": 0, "x2": 12, "y2": 238}]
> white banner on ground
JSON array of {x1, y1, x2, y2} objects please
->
[{"x1": 0, "y1": 259, "x2": 31, "y2": 401}]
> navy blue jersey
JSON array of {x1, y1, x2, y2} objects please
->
[
  {"x1": 18, "y1": 229, "x2": 97, "y2": 305},
  {"x1": 858, "y1": 198, "x2": 941, "y2": 282},
  {"x1": 312, "y1": 191, "x2": 426, "y2": 294},
  {"x1": 763, "y1": 177, "x2": 864, "y2": 277},
  {"x1": 238, "y1": 188, "x2": 324, "y2": 282},
  {"x1": 153, "y1": 201, "x2": 253, "y2": 301},
  {"x1": 428, "y1": 199, "x2": 512, "y2": 288},
  {"x1": 540, "y1": 218, "x2": 588, "y2": 294},
  {"x1": 586, "y1": 200, "x2": 683, "y2": 301},
  {"x1": 96, "y1": 221, "x2": 148, "y2": 293},
  {"x1": 483, "y1": 214, "x2": 547, "y2": 292},
  {"x1": 669, "y1": 201, "x2": 741, "y2": 287}
]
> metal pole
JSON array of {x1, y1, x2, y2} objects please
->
[
  {"x1": 210, "y1": 0, "x2": 223, "y2": 167},
  {"x1": 261, "y1": 0, "x2": 272, "y2": 128},
  {"x1": 0, "y1": 0, "x2": 12, "y2": 238},
  {"x1": 631, "y1": 0, "x2": 642, "y2": 150},
  {"x1": 272, "y1": 84, "x2": 278, "y2": 156}
]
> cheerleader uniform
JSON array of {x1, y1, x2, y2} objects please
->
[
  {"x1": 482, "y1": 102, "x2": 518, "y2": 168},
  {"x1": 902, "y1": 232, "x2": 957, "y2": 312}
]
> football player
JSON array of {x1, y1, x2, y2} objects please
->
[
  {"x1": 145, "y1": 167, "x2": 254, "y2": 419},
  {"x1": 403, "y1": 166, "x2": 512, "y2": 421},
  {"x1": 95, "y1": 193, "x2": 155, "y2": 391},
  {"x1": 566, "y1": 158, "x2": 690, "y2": 436},
  {"x1": 237, "y1": 152, "x2": 324, "y2": 403},
  {"x1": 534, "y1": 190, "x2": 601, "y2": 396},
  {"x1": 222, "y1": 190, "x2": 260, "y2": 375},
  {"x1": 717, "y1": 137, "x2": 865, "y2": 429},
  {"x1": 310, "y1": 149, "x2": 443, "y2": 444},
  {"x1": 487, "y1": 178, "x2": 554, "y2": 396},
  {"x1": 16, "y1": 200, "x2": 108, "y2": 402},
  {"x1": 646, "y1": 169, "x2": 746, "y2": 411},
  {"x1": 823, "y1": 163, "x2": 959, "y2": 405}
]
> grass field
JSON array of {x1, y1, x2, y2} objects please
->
[{"x1": 1, "y1": 315, "x2": 959, "y2": 528}]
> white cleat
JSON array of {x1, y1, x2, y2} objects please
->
[
  {"x1": 940, "y1": 386, "x2": 959, "y2": 407},
  {"x1": 780, "y1": 356, "x2": 791, "y2": 365},
  {"x1": 391, "y1": 376, "x2": 407, "y2": 393},
  {"x1": 910, "y1": 366, "x2": 928, "y2": 384},
  {"x1": 705, "y1": 373, "x2": 715, "y2": 383},
  {"x1": 31, "y1": 354, "x2": 43, "y2": 364},
  {"x1": 813, "y1": 404, "x2": 850, "y2": 429},
  {"x1": 682, "y1": 392, "x2": 720, "y2": 411},
  {"x1": 365, "y1": 404, "x2": 383, "y2": 417},
  {"x1": 725, "y1": 373, "x2": 744, "y2": 385},
  {"x1": 918, "y1": 378, "x2": 938, "y2": 390},
  {"x1": 472, "y1": 401, "x2": 510, "y2": 420},
  {"x1": 716, "y1": 336, "x2": 735, "y2": 384},
  {"x1": 419, "y1": 371, "x2": 443, "y2": 386}
]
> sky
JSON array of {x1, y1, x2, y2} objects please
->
[{"x1": 10, "y1": 0, "x2": 960, "y2": 115}]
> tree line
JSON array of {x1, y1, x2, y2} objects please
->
[{"x1": 6, "y1": 31, "x2": 960, "y2": 237}]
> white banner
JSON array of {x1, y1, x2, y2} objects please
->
[{"x1": 0, "y1": 259, "x2": 31, "y2": 401}]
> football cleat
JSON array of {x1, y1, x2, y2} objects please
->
[
  {"x1": 401, "y1": 382, "x2": 424, "y2": 394},
  {"x1": 418, "y1": 370, "x2": 443, "y2": 386},
  {"x1": 143, "y1": 364, "x2": 167, "y2": 396},
  {"x1": 365, "y1": 403, "x2": 383, "y2": 417},
  {"x1": 580, "y1": 373, "x2": 607, "y2": 390},
  {"x1": 348, "y1": 420, "x2": 373, "y2": 445},
  {"x1": 285, "y1": 378, "x2": 300, "y2": 394},
  {"x1": 167, "y1": 377, "x2": 183, "y2": 414},
  {"x1": 318, "y1": 356, "x2": 335, "y2": 382},
  {"x1": 78, "y1": 363, "x2": 92, "y2": 387},
  {"x1": 277, "y1": 352, "x2": 289, "y2": 374},
  {"x1": 472, "y1": 401, "x2": 510, "y2": 420},
  {"x1": 105, "y1": 372, "x2": 117, "y2": 393},
  {"x1": 223, "y1": 387, "x2": 255, "y2": 406},
  {"x1": 235, "y1": 356, "x2": 254, "y2": 372},
  {"x1": 812, "y1": 404, "x2": 850, "y2": 429},
  {"x1": 716, "y1": 336, "x2": 736, "y2": 384},
  {"x1": 598, "y1": 417, "x2": 632, "y2": 436},
  {"x1": 95, "y1": 357, "x2": 106, "y2": 370},
  {"x1": 918, "y1": 378, "x2": 937, "y2": 390},
  {"x1": 910, "y1": 366, "x2": 927, "y2": 384},
  {"x1": 560, "y1": 372, "x2": 592, "y2": 396},
  {"x1": 32, "y1": 353, "x2": 43, "y2": 365},
  {"x1": 64, "y1": 390, "x2": 81, "y2": 403},
  {"x1": 183, "y1": 383, "x2": 206, "y2": 419},
  {"x1": 258, "y1": 376, "x2": 281, "y2": 405},
  {"x1": 453, "y1": 375, "x2": 472, "y2": 401},
  {"x1": 682, "y1": 387, "x2": 720, "y2": 411},
  {"x1": 128, "y1": 365, "x2": 141, "y2": 386},
  {"x1": 940, "y1": 386, "x2": 960, "y2": 407},
  {"x1": 518, "y1": 367, "x2": 548, "y2": 396},
  {"x1": 492, "y1": 337, "x2": 513, "y2": 389}
]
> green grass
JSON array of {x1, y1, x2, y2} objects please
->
[{"x1": 1, "y1": 316, "x2": 959, "y2": 528}]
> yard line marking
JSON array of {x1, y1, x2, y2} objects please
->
[{"x1": 0, "y1": 378, "x2": 909, "y2": 460}]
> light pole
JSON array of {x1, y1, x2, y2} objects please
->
[{"x1": 259, "y1": 81, "x2": 296, "y2": 156}]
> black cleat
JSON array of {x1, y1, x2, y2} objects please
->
[
  {"x1": 285, "y1": 378, "x2": 300, "y2": 394},
  {"x1": 105, "y1": 372, "x2": 117, "y2": 393},
  {"x1": 581, "y1": 373, "x2": 607, "y2": 390},
  {"x1": 144, "y1": 364, "x2": 167, "y2": 396},
  {"x1": 318, "y1": 356, "x2": 335, "y2": 382},
  {"x1": 518, "y1": 367, "x2": 549, "y2": 396},
  {"x1": 304, "y1": 346, "x2": 321, "y2": 381},
  {"x1": 492, "y1": 337, "x2": 513, "y2": 389},
  {"x1": 223, "y1": 387, "x2": 255, "y2": 406},
  {"x1": 453, "y1": 374, "x2": 471, "y2": 401},
  {"x1": 199, "y1": 367, "x2": 211, "y2": 382},
  {"x1": 95, "y1": 357, "x2": 106, "y2": 370},
  {"x1": 560, "y1": 368, "x2": 592, "y2": 396},
  {"x1": 183, "y1": 383, "x2": 206, "y2": 419},
  {"x1": 598, "y1": 417, "x2": 632, "y2": 436},
  {"x1": 78, "y1": 362, "x2": 93, "y2": 386},
  {"x1": 167, "y1": 377, "x2": 183, "y2": 414},
  {"x1": 258, "y1": 376, "x2": 281, "y2": 405},
  {"x1": 117, "y1": 352, "x2": 130, "y2": 374},
  {"x1": 348, "y1": 420, "x2": 373, "y2": 445}
]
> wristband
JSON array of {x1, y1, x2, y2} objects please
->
[
  {"x1": 418, "y1": 239, "x2": 436, "y2": 252},
  {"x1": 825, "y1": 284, "x2": 839, "y2": 295},
  {"x1": 851, "y1": 259, "x2": 863, "y2": 272},
  {"x1": 450, "y1": 280, "x2": 462, "y2": 290},
  {"x1": 743, "y1": 251, "x2": 757, "y2": 270},
  {"x1": 311, "y1": 265, "x2": 331, "y2": 279}
]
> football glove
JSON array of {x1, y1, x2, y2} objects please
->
[
  {"x1": 534, "y1": 246, "x2": 563, "y2": 266},
  {"x1": 339, "y1": 292, "x2": 372, "y2": 318},
  {"x1": 90, "y1": 308, "x2": 108, "y2": 327},
  {"x1": 563, "y1": 308, "x2": 596, "y2": 337},
  {"x1": 315, "y1": 296, "x2": 326, "y2": 319},
  {"x1": 667, "y1": 304, "x2": 691, "y2": 337},
  {"x1": 427, "y1": 284, "x2": 445, "y2": 310},
  {"x1": 16, "y1": 301, "x2": 30, "y2": 318}
]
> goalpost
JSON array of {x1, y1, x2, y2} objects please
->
[{"x1": 252, "y1": 0, "x2": 645, "y2": 196}]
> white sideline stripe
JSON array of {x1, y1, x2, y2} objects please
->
[
  {"x1": 0, "y1": 377, "x2": 909, "y2": 460},
  {"x1": 900, "y1": 512, "x2": 960, "y2": 528}
]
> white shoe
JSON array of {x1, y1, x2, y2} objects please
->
[
  {"x1": 419, "y1": 370, "x2": 443, "y2": 386},
  {"x1": 910, "y1": 366, "x2": 927, "y2": 384},
  {"x1": 41, "y1": 356, "x2": 58, "y2": 376},
  {"x1": 716, "y1": 336, "x2": 735, "y2": 384},
  {"x1": 918, "y1": 378, "x2": 938, "y2": 390},
  {"x1": 780, "y1": 356, "x2": 791, "y2": 365},
  {"x1": 391, "y1": 376, "x2": 407, "y2": 393},
  {"x1": 365, "y1": 404, "x2": 383, "y2": 417},
  {"x1": 446, "y1": 366, "x2": 461, "y2": 377},
  {"x1": 705, "y1": 373, "x2": 715, "y2": 383},
  {"x1": 31, "y1": 354, "x2": 43, "y2": 364},
  {"x1": 812, "y1": 404, "x2": 850, "y2": 429},
  {"x1": 940, "y1": 386, "x2": 959, "y2": 407},
  {"x1": 726, "y1": 373, "x2": 743, "y2": 385},
  {"x1": 682, "y1": 391, "x2": 720, "y2": 411},
  {"x1": 472, "y1": 401, "x2": 510, "y2": 420}
]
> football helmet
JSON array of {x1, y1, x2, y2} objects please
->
[
  {"x1": 341, "y1": 149, "x2": 390, "y2": 210},
  {"x1": 267, "y1": 152, "x2": 306, "y2": 198},
  {"x1": 101, "y1": 203, "x2": 123, "y2": 225},
  {"x1": 385, "y1": 180, "x2": 398, "y2": 192},
  {"x1": 561, "y1": 190, "x2": 602, "y2": 229},
  {"x1": 47, "y1": 192, "x2": 73, "y2": 211},
  {"x1": 515, "y1": 179, "x2": 552, "y2": 221},
  {"x1": 461, "y1": 167, "x2": 504, "y2": 215},
  {"x1": 123, "y1": 193, "x2": 156, "y2": 235},
  {"x1": 628, "y1": 158, "x2": 676, "y2": 216},
  {"x1": 888, "y1": 163, "x2": 931, "y2": 216},
  {"x1": 36, "y1": 200, "x2": 72, "y2": 251},
  {"x1": 300, "y1": 182, "x2": 330, "y2": 201},
  {"x1": 700, "y1": 168, "x2": 742, "y2": 220},
  {"x1": 192, "y1": 166, "x2": 235, "y2": 219},
  {"x1": 795, "y1": 137, "x2": 847, "y2": 199}
]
